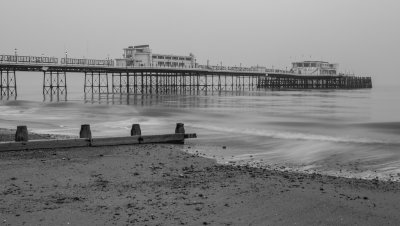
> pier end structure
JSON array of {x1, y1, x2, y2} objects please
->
[{"x1": 259, "y1": 60, "x2": 372, "y2": 89}]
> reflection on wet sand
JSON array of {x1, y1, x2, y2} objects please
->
[{"x1": 82, "y1": 89, "x2": 273, "y2": 107}]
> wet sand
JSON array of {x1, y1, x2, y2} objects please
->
[{"x1": 1, "y1": 133, "x2": 400, "y2": 225}]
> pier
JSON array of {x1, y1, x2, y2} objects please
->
[{"x1": 0, "y1": 54, "x2": 372, "y2": 99}]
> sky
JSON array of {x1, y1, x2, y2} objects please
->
[{"x1": 1, "y1": 0, "x2": 399, "y2": 86}]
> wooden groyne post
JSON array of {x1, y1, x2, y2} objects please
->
[
  {"x1": 79, "y1": 124, "x2": 92, "y2": 139},
  {"x1": 15, "y1": 126, "x2": 28, "y2": 142},
  {"x1": 131, "y1": 124, "x2": 141, "y2": 136},
  {"x1": 175, "y1": 123, "x2": 185, "y2": 134},
  {"x1": 1, "y1": 123, "x2": 197, "y2": 152},
  {"x1": 175, "y1": 123, "x2": 185, "y2": 144}
]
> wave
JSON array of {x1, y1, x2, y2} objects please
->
[
  {"x1": 352, "y1": 122, "x2": 400, "y2": 133},
  {"x1": 96, "y1": 117, "x2": 167, "y2": 129},
  {"x1": 2, "y1": 100, "x2": 31, "y2": 106},
  {"x1": 42, "y1": 101, "x2": 80, "y2": 108},
  {"x1": 191, "y1": 124, "x2": 396, "y2": 145}
]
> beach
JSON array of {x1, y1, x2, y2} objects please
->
[
  {"x1": 1, "y1": 132, "x2": 400, "y2": 226},
  {"x1": 1, "y1": 0, "x2": 400, "y2": 224}
]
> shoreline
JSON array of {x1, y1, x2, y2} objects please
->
[
  {"x1": 1, "y1": 128, "x2": 399, "y2": 183},
  {"x1": 0, "y1": 130, "x2": 400, "y2": 225},
  {"x1": 228, "y1": 158, "x2": 400, "y2": 183}
]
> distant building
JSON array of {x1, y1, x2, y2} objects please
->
[
  {"x1": 291, "y1": 61, "x2": 338, "y2": 75},
  {"x1": 115, "y1": 45, "x2": 196, "y2": 68}
]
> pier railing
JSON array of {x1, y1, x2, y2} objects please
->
[{"x1": 0, "y1": 54, "x2": 263, "y2": 73}]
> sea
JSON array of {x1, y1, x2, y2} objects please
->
[{"x1": 1, "y1": 72, "x2": 400, "y2": 181}]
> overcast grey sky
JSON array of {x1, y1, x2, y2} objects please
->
[{"x1": 1, "y1": 0, "x2": 399, "y2": 86}]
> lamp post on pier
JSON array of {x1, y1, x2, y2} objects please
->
[
  {"x1": 65, "y1": 50, "x2": 68, "y2": 65},
  {"x1": 14, "y1": 48, "x2": 17, "y2": 63}
]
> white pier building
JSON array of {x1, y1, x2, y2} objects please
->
[
  {"x1": 291, "y1": 61, "x2": 338, "y2": 76},
  {"x1": 115, "y1": 45, "x2": 196, "y2": 68}
]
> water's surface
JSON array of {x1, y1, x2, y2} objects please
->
[{"x1": 1, "y1": 72, "x2": 400, "y2": 180}]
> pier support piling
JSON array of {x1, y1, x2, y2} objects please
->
[
  {"x1": 0, "y1": 70, "x2": 17, "y2": 97},
  {"x1": 102, "y1": 71, "x2": 263, "y2": 95},
  {"x1": 43, "y1": 71, "x2": 67, "y2": 101},
  {"x1": 84, "y1": 72, "x2": 109, "y2": 94}
]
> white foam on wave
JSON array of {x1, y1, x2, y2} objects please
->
[
  {"x1": 192, "y1": 123, "x2": 394, "y2": 145},
  {"x1": 33, "y1": 116, "x2": 170, "y2": 137},
  {"x1": 72, "y1": 117, "x2": 171, "y2": 137},
  {"x1": 96, "y1": 117, "x2": 167, "y2": 129},
  {"x1": 0, "y1": 106, "x2": 39, "y2": 117}
]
